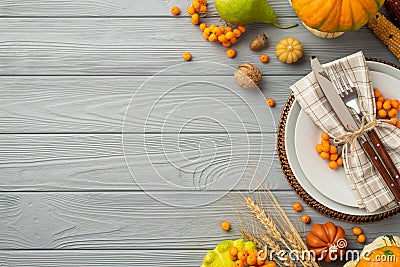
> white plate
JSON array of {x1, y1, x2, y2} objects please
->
[{"x1": 285, "y1": 61, "x2": 400, "y2": 215}]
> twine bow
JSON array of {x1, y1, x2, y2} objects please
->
[{"x1": 333, "y1": 114, "x2": 387, "y2": 156}]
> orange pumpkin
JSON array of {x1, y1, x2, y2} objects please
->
[
  {"x1": 356, "y1": 246, "x2": 400, "y2": 267},
  {"x1": 306, "y1": 222, "x2": 346, "y2": 262},
  {"x1": 291, "y1": 0, "x2": 385, "y2": 33}
]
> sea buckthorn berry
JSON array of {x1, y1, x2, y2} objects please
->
[
  {"x1": 200, "y1": 5, "x2": 207, "y2": 12},
  {"x1": 258, "y1": 252, "x2": 267, "y2": 262},
  {"x1": 260, "y1": 54, "x2": 269, "y2": 63},
  {"x1": 225, "y1": 31, "x2": 234, "y2": 40},
  {"x1": 191, "y1": 13, "x2": 199, "y2": 24},
  {"x1": 321, "y1": 139, "x2": 330, "y2": 145},
  {"x1": 187, "y1": 6, "x2": 195, "y2": 15},
  {"x1": 321, "y1": 132, "x2": 329, "y2": 141},
  {"x1": 226, "y1": 48, "x2": 236, "y2": 58},
  {"x1": 229, "y1": 246, "x2": 239, "y2": 256},
  {"x1": 226, "y1": 26, "x2": 233, "y2": 32},
  {"x1": 397, "y1": 122, "x2": 400, "y2": 128},
  {"x1": 374, "y1": 89, "x2": 381, "y2": 98},
  {"x1": 391, "y1": 99, "x2": 399, "y2": 109},
  {"x1": 233, "y1": 29, "x2": 242, "y2": 37},
  {"x1": 378, "y1": 109, "x2": 387, "y2": 118},
  {"x1": 320, "y1": 152, "x2": 329, "y2": 160},
  {"x1": 266, "y1": 98, "x2": 275, "y2": 107},
  {"x1": 388, "y1": 108, "x2": 398, "y2": 118},
  {"x1": 248, "y1": 249, "x2": 258, "y2": 257},
  {"x1": 222, "y1": 41, "x2": 231, "y2": 47},
  {"x1": 383, "y1": 100, "x2": 392, "y2": 110},
  {"x1": 199, "y1": 23, "x2": 207, "y2": 31},
  {"x1": 199, "y1": 0, "x2": 207, "y2": 4},
  {"x1": 321, "y1": 143, "x2": 330, "y2": 153},
  {"x1": 208, "y1": 33, "x2": 217, "y2": 42},
  {"x1": 357, "y1": 234, "x2": 366, "y2": 243},
  {"x1": 376, "y1": 100, "x2": 383, "y2": 110},
  {"x1": 390, "y1": 117, "x2": 399, "y2": 125},
  {"x1": 237, "y1": 249, "x2": 249, "y2": 261},
  {"x1": 316, "y1": 144, "x2": 323, "y2": 153},
  {"x1": 230, "y1": 254, "x2": 238, "y2": 261},
  {"x1": 336, "y1": 157, "x2": 343, "y2": 166},
  {"x1": 192, "y1": 0, "x2": 200, "y2": 10},
  {"x1": 170, "y1": 6, "x2": 180, "y2": 15},
  {"x1": 352, "y1": 227, "x2": 363, "y2": 235},
  {"x1": 301, "y1": 215, "x2": 311, "y2": 224},
  {"x1": 265, "y1": 262, "x2": 277, "y2": 267},
  {"x1": 329, "y1": 153, "x2": 339, "y2": 161},
  {"x1": 246, "y1": 255, "x2": 257, "y2": 265},
  {"x1": 377, "y1": 96, "x2": 385, "y2": 102},
  {"x1": 209, "y1": 24, "x2": 217, "y2": 31},
  {"x1": 182, "y1": 52, "x2": 191, "y2": 61},
  {"x1": 292, "y1": 202, "x2": 303, "y2": 212},
  {"x1": 230, "y1": 36, "x2": 237, "y2": 44},
  {"x1": 257, "y1": 257, "x2": 265, "y2": 266},
  {"x1": 214, "y1": 27, "x2": 223, "y2": 36},
  {"x1": 238, "y1": 25, "x2": 246, "y2": 33},
  {"x1": 234, "y1": 260, "x2": 244, "y2": 267},
  {"x1": 203, "y1": 31, "x2": 210, "y2": 39},
  {"x1": 221, "y1": 221, "x2": 231, "y2": 231},
  {"x1": 218, "y1": 34, "x2": 227, "y2": 43},
  {"x1": 204, "y1": 28, "x2": 211, "y2": 36},
  {"x1": 329, "y1": 145, "x2": 338, "y2": 154},
  {"x1": 328, "y1": 160, "x2": 339, "y2": 170}
]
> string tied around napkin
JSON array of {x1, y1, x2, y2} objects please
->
[{"x1": 333, "y1": 114, "x2": 388, "y2": 156}]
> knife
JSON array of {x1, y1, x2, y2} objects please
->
[{"x1": 311, "y1": 57, "x2": 400, "y2": 203}]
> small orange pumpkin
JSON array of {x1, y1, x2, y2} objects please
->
[
  {"x1": 306, "y1": 222, "x2": 346, "y2": 262},
  {"x1": 291, "y1": 0, "x2": 385, "y2": 33}
]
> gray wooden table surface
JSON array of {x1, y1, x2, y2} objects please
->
[{"x1": 0, "y1": 1, "x2": 399, "y2": 266}]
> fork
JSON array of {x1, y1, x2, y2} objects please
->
[{"x1": 331, "y1": 62, "x2": 400, "y2": 197}]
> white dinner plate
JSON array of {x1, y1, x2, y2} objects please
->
[{"x1": 285, "y1": 60, "x2": 400, "y2": 215}]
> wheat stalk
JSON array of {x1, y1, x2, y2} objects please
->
[
  {"x1": 240, "y1": 229, "x2": 264, "y2": 250},
  {"x1": 236, "y1": 166, "x2": 321, "y2": 267},
  {"x1": 260, "y1": 233, "x2": 296, "y2": 267},
  {"x1": 244, "y1": 197, "x2": 283, "y2": 241}
]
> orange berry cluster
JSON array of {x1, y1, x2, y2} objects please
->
[
  {"x1": 352, "y1": 227, "x2": 366, "y2": 243},
  {"x1": 316, "y1": 132, "x2": 343, "y2": 170},
  {"x1": 374, "y1": 89, "x2": 400, "y2": 128},
  {"x1": 201, "y1": 24, "x2": 245, "y2": 50},
  {"x1": 187, "y1": 0, "x2": 208, "y2": 24},
  {"x1": 229, "y1": 246, "x2": 276, "y2": 267}
]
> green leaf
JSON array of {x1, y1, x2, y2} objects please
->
[{"x1": 384, "y1": 250, "x2": 394, "y2": 256}]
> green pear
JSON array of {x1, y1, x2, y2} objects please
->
[{"x1": 215, "y1": 0, "x2": 297, "y2": 28}]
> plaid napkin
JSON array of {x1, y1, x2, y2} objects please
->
[{"x1": 290, "y1": 51, "x2": 400, "y2": 213}]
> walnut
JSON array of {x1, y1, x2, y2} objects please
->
[{"x1": 234, "y1": 63, "x2": 262, "y2": 90}]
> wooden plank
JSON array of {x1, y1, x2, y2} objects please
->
[
  {"x1": 0, "y1": 133, "x2": 289, "y2": 192},
  {"x1": 0, "y1": 0, "x2": 296, "y2": 17},
  {"x1": 0, "y1": 249, "x2": 343, "y2": 266},
  {"x1": 0, "y1": 250, "x2": 205, "y2": 266},
  {"x1": 0, "y1": 19, "x2": 396, "y2": 76},
  {"x1": 0, "y1": 191, "x2": 398, "y2": 250},
  {"x1": 0, "y1": 75, "x2": 292, "y2": 133}
]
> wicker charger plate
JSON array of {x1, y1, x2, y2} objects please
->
[{"x1": 277, "y1": 58, "x2": 400, "y2": 223}]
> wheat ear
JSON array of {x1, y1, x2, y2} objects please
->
[{"x1": 244, "y1": 197, "x2": 283, "y2": 241}]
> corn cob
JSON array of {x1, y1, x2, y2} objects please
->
[
  {"x1": 368, "y1": 12, "x2": 400, "y2": 61},
  {"x1": 385, "y1": 0, "x2": 400, "y2": 28}
]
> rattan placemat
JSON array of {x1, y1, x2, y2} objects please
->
[{"x1": 277, "y1": 58, "x2": 400, "y2": 223}]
